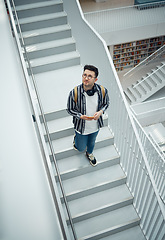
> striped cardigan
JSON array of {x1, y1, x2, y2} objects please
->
[{"x1": 67, "y1": 83, "x2": 109, "y2": 134}]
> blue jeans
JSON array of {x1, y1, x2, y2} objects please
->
[{"x1": 74, "y1": 130, "x2": 99, "y2": 154}]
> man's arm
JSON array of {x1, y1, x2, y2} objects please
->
[
  {"x1": 67, "y1": 90, "x2": 95, "y2": 121},
  {"x1": 93, "y1": 87, "x2": 109, "y2": 120},
  {"x1": 93, "y1": 110, "x2": 103, "y2": 120},
  {"x1": 67, "y1": 90, "x2": 82, "y2": 119}
]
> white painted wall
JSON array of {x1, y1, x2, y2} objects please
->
[{"x1": 0, "y1": 1, "x2": 63, "y2": 239}]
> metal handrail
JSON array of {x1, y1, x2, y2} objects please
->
[
  {"x1": 6, "y1": 0, "x2": 77, "y2": 239},
  {"x1": 124, "y1": 44, "x2": 165, "y2": 77}
]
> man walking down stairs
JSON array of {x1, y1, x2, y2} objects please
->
[{"x1": 67, "y1": 64, "x2": 109, "y2": 167}]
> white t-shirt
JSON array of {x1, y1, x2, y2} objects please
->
[{"x1": 83, "y1": 92, "x2": 98, "y2": 135}]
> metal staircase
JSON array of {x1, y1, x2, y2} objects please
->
[
  {"x1": 125, "y1": 61, "x2": 165, "y2": 104},
  {"x1": 8, "y1": 0, "x2": 152, "y2": 239},
  {"x1": 15, "y1": 0, "x2": 80, "y2": 74},
  {"x1": 45, "y1": 109, "x2": 145, "y2": 239}
]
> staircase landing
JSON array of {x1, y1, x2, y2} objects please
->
[{"x1": 35, "y1": 65, "x2": 82, "y2": 113}]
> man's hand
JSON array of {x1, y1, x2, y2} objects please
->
[
  {"x1": 80, "y1": 110, "x2": 103, "y2": 121},
  {"x1": 93, "y1": 110, "x2": 103, "y2": 120}
]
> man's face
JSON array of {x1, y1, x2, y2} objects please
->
[{"x1": 82, "y1": 69, "x2": 98, "y2": 89}]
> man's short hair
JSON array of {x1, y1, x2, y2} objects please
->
[{"x1": 84, "y1": 65, "x2": 99, "y2": 78}]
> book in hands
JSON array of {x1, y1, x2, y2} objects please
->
[{"x1": 86, "y1": 116, "x2": 94, "y2": 119}]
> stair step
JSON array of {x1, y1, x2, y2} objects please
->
[
  {"x1": 73, "y1": 205, "x2": 140, "y2": 239},
  {"x1": 67, "y1": 184, "x2": 133, "y2": 223},
  {"x1": 46, "y1": 115, "x2": 73, "y2": 140},
  {"x1": 45, "y1": 113, "x2": 108, "y2": 141},
  {"x1": 154, "y1": 71, "x2": 164, "y2": 83},
  {"x1": 100, "y1": 226, "x2": 146, "y2": 240},
  {"x1": 159, "y1": 64, "x2": 165, "y2": 74},
  {"x1": 60, "y1": 164, "x2": 126, "y2": 202},
  {"x1": 124, "y1": 89, "x2": 136, "y2": 103},
  {"x1": 54, "y1": 145, "x2": 119, "y2": 180},
  {"x1": 138, "y1": 79, "x2": 151, "y2": 92},
  {"x1": 140, "y1": 78, "x2": 152, "y2": 91},
  {"x1": 46, "y1": 114, "x2": 73, "y2": 132},
  {"x1": 42, "y1": 109, "x2": 68, "y2": 122},
  {"x1": 147, "y1": 75, "x2": 157, "y2": 87},
  {"x1": 51, "y1": 126, "x2": 114, "y2": 160},
  {"x1": 15, "y1": 0, "x2": 63, "y2": 18},
  {"x1": 22, "y1": 24, "x2": 71, "y2": 45},
  {"x1": 152, "y1": 74, "x2": 162, "y2": 84},
  {"x1": 15, "y1": 0, "x2": 62, "y2": 11},
  {"x1": 28, "y1": 51, "x2": 80, "y2": 74},
  {"x1": 129, "y1": 86, "x2": 141, "y2": 98},
  {"x1": 18, "y1": 12, "x2": 66, "y2": 24},
  {"x1": 18, "y1": 12, "x2": 67, "y2": 32},
  {"x1": 68, "y1": 197, "x2": 133, "y2": 225},
  {"x1": 133, "y1": 82, "x2": 146, "y2": 94},
  {"x1": 25, "y1": 37, "x2": 76, "y2": 59}
]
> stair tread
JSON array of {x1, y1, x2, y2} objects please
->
[
  {"x1": 155, "y1": 69, "x2": 165, "y2": 79},
  {"x1": 57, "y1": 145, "x2": 119, "y2": 175},
  {"x1": 47, "y1": 112, "x2": 108, "y2": 133},
  {"x1": 52, "y1": 126, "x2": 113, "y2": 154},
  {"x1": 68, "y1": 184, "x2": 133, "y2": 218},
  {"x1": 15, "y1": 0, "x2": 62, "y2": 11},
  {"x1": 152, "y1": 73, "x2": 163, "y2": 83},
  {"x1": 26, "y1": 37, "x2": 75, "y2": 53},
  {"x1": 124, "y1": 89, "x2": 136, "y2": 102},
  {"x1": 61, "y1": 164, "x2": 125, "y2": 196},
  {"x1": 29, "y1": 51, "x2": 80, "y2": 67},
  {"x1": 133, "y1": 82, "x2": 146, "y2": 93},
  {"x1": 99, "y1": 226, "x2": 146, "y2": 240},
  {"x1": 22, "y1": 24, "x2": 71, "y2": 38},
  {"x1": 137, "y1": 79, "x2": 150, "y2": 91},
  {"x1": 128, "y1": 86, "x2": 141, "y2": 98},
  {"x1": 74, "y1": 205, "x2": 139, "y2": 239},
  {"x1": 18, "y1": 12, "x2": 66, "y2": 24},
  {"x1": 47, "y1": 115, "x2": 72, "y2": 133}
]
